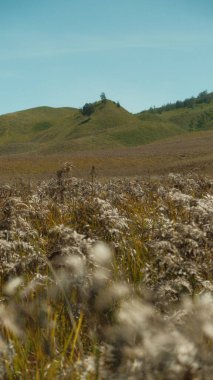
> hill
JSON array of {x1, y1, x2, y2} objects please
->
[
  {"x1": 0, "y1": 95, "x2": 212, "y2": 155},
  {"x1": 0, "y1": 101, "x2": 168, "y2": 154},
  {"x1": 137, "y1": 90, "x2": 213, "y2": 133}
]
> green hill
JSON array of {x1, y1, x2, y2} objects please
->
[
  {"x1": 138, "y1": 102, "x2": 213, "y2": 132},
  {"x1": 137, "y1": 90, "x2": 213, "y2": 133},
  {"x1": 0, "y1": 94, "x2": 212, "y2": 155}
]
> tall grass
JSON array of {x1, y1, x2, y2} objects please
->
[{"x1": 0, "y1": 167, "x2": 212, "y2": 378}]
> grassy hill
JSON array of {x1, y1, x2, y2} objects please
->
[
  {"x1": 0, "y1": 101, "x2": 163, "y2": 154},
  {"x1": 0, "y1": 106, "x2": 78, "y2": 154},
  {"x1": 0, "y1": 95, "x2": 212, "y2": 178},
  {"x1": 0, "y1": 94, "x2": 212, "y2": 156},
  {"x1": 138, "y1": 100, "x2": 213, "y2": 133}
]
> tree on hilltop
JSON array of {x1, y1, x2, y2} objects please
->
[{"x1": 100, "y1": 92, "x2": 106, "y2": 103}]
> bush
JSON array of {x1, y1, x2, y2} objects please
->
[{"x1": 81, "y1": 103, "x2": 95, "y2": 116}]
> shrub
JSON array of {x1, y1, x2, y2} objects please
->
[{"x1": 81, "y1": 103, "x2": 95, "y2": 116}]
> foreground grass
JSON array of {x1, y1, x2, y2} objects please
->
[{"x1": 0, "y1": 167, "x2": 212, "y2": 379}]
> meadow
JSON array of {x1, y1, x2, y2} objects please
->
[
  {"x1": 0, "y1": 127, "x2": 212, "y2": 183},
  {"x1": 0, "y1": 163, "x2": 212, "y2": 379}
]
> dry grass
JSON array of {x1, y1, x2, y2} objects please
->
[
  {"x1": 0, "y1": 166, "x2": 212, "y2": 379},
  {"x1": 0, "y1": 130, "x2": 212, "y2": 181}
]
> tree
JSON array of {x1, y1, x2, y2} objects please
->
[
  {"x1": 197, "y1": 90, "x2": 210, "y2": 104},
  {"x1": 81, "y1": 103, "x2": 95, "y2": 116},
  {"x1": 100, "y1": 92, "x2": 106, "y2": 102}
]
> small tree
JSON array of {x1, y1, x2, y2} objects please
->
[
  {"x1": 81, "y1": 103, "x2": 95, "y2": 116},
  {"x1": 100, "y1": 92, "x2": 106, "y2": 103}
]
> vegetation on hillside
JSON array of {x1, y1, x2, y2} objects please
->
[
  {"x1": 145, "y1": 90, "x2": 213, "y2": 113},
  {"x1": 0, "y1": 91, "x2": 212, "y2": 155},
  {"x1": 0, "y1": 166, "x2": 212, "y2": 378},
  {"x1": 81, "y1": 103, "x2": 95, "y2": 116},
  {"x1": 138, "y1": 91, "x2": 213, "y2": 134}
]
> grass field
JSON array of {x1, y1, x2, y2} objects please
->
[
  {"x1": 0, "y1": 129, "x2": 212, "y2": 181},
  {"x1": 0, "y1": 169, "x2": 212, "y2": 379},
  {"x1": 0, "y1": 96, "x2": 212, "y2": 378}
]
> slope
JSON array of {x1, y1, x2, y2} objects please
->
[
  {"x1": 137, "y1": 96, "x2": 213, "y2": 133},
  {"x1": 0, "y1": 97, "x2": 212, "y2": 155},
  {"x1": 0, "y1": 100, "x2": 192, "y2": 154}
]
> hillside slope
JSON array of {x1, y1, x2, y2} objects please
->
[
  {"x1": 137, "y1": 94, "x2": 213, "y2": 133},
  {"x1": 0, "y1": 98, "x2": 212, "y2": 154}
]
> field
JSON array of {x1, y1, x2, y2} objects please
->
[
  {"x1": 0, "y1": 164, "x2": 212, "y2": 379},
  {"x1": 0, "y1": 129, "x2": 212, "y2": 181},
  {"x1": 0, "y1": 94, "x2": 212, "y2": 379}
]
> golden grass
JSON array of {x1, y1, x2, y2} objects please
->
[
  {"x1": 0, "y1": 130, "x2": 212, "y2": 181},
  {"x1": 0, "y1": 170, "x2": 212, "y2": 378}
]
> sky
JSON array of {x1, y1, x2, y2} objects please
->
[{"x1": 0, "y1": 0, "x2": 213, "y2": 115}]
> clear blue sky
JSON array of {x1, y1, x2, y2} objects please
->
[{"x1": 0, "y1": 0, "x2": 213, "y2": 115}]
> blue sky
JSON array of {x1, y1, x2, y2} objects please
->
[{"x1": 0, "y1": 0, "x2": 213, "y2": 114}]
